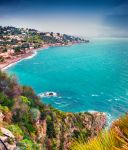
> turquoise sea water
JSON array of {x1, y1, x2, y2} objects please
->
[{"x1": 6, "y1": 38, "x2": 128, "y2": 120}]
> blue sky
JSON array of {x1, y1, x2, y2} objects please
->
[{"x1": 0, "y1": 0, "x2": 128, "y2": 37}]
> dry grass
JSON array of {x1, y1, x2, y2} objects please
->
[{"x1": 70, "y1": 114, "x2": 128, "y2": 150}]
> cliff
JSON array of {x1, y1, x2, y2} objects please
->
[
  {"x1": 0, "y1": 71, "x2": 106, "y2": 150},
  {"x1": 70, "y1": 114, "x2": 128, "y2": 150}
]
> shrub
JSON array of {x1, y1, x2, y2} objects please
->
[
  {"x1": 18, "y1": 138, "x2": 39, "y2": 150},
  {"x1": 46, "y1": 115, "x2": 56, "y2": 138},
  {"x1": 0, "y1": 92, "x2": 14, "y2": 108},
  {"x1": 0, "y1": 56, "x2": 4, "y2": 62},
  {"x1": 0, "y1": 104, "x2": 9, "y2": 113},
  {"x1": 30, "y1": 108, "x2": 40, "y2": 122},
  {"x1": 21, "y1": 96, "x2": 31, "y2": 105},
  {"x1": 7, "y1": 124, "x2": 23, "y2": 140},
  {"x1": 21, "y1": 86, "x2": 40, "y2": 106}
]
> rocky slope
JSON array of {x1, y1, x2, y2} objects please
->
[
  {"x1": 0, "y1": 71, "x2": 106, "y2": 150},
  {"x1": 70, "y1": 114, "x2": 128, "y2": 150}
]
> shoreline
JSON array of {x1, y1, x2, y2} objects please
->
[
  {"x1": 0, "y1": 42, "x2": 82, "y2": 71},
  {"x1": 0, "y1": 41, "x2": 108, "y2": 127},
  {"x1": 1, "y1": 45, "x2": 49, "y2": 71},
  {"x1": 1, "y1": 43, "x2": 70, "y2": 71}
]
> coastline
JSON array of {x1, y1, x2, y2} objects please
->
[
  {"x1": 1, "y1": 45, "x2": 49, "y2": 71},
  {"x1": 0, "y1": 42, "x2": 81, "y2": 71},
  {"x1": 0, "y1": 41, "x2": 108, "y2": 128}
]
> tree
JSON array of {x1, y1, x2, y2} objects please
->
[{"x1": 14, "y1": 46, "x2": 21, "y2": 53}]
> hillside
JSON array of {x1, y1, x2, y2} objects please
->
[
  {"x1": 70, "y1": 114, "x2": 128, "y2": 150},
  {"x1": 0, "y1": 71, "x2": 106, "y2": 150}
]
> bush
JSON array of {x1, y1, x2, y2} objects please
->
[
  {"x1": 0, "y1": 56, "x2": 4, "y2": 62},
  {"x1": 0, "y1": 104, "x2": 9, "y2": 113},
  {"x1": 7, "y1": 124, "x2": 23, "y2": 140},
  {"x1": 0, "y1": 92, "x2": 14, "y2": 108},
  {"x1": 21, "y1": 86, "x2": 40, "y2": 106},
  {"x1": 30, "y1": 108, "x2": 40, "y2": 122},
  {"x1": 46, "y1": 115, "x2": 56, "y2": 138},
  {"x1": 21, "y1": 96, "x2": 31, "y2": 105},
  {"x1": 18, "y1": 138, "x2": 39, "y2": 150}
]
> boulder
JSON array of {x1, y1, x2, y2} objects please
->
[
  {"x1": 0, "y1": 128, "x2": 16, "y2": 150},
  {"x1": 0, "y1": 127, "x2": 15, "y2": 138}
]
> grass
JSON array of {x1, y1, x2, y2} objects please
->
[{"x1": 70, "y1": 114, "x2": 128, "y2": 150}]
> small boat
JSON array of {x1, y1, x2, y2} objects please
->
[{"x1": 38, "y1": 91, "x2": 57, "y2": 98}]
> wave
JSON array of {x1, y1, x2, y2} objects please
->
[
  {"x1": 105, "y1": 113, "x2": 114, "y2": 128},
  {"x1": 24, "y1": 51, "x2": 37, "y2": 59},
  {"x1": 2, "y1": 47, "x2": 49, "y2": 71},
  {"x1": 2, "y1": 59, "x2": 23, "y2": 71},
  {"x1": 2, "y1": 51, "x2": 37, "y2": 71},
  {"x1": 108, "y1": 99, "x2": 112, "y2": 102},
  {"x1": 88, "y1": 110, "x2": 113, "y2": 127},
  {"x1": 38, "y1": 91, "x2": 57, "y2": 98},
  {"x1": 55, "y1": 102, "x2": 62, "y2": 105},
  {"x1": 91, "y1": 94, "x2": 99, "y2": 97},
  {"x1": 58, "y1": 103, "x2": 70, "y2": 108},
  {"x1": 58, "y1": 96, "x2": 62, "y2": 99}
]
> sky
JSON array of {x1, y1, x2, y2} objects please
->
[{"x1": 0, "y1": 0, "x2": 128, "y2": 37}]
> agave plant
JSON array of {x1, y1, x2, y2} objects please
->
[{"x1": 70, "y1": 114, "x2": 128, "y2": 150}]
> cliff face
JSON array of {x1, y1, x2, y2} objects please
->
[
  {"x1": 0, "y1": 71, "x2": 106, "y2": 150},
  {"x1": 70, "y1": 114, "x2": 128, "y2": 150}
]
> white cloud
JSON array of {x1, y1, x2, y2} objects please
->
[{"x1": 0, "y1": 12, "x2": 127, "y2": 37}]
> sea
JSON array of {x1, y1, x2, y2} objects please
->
[{"x1": 6, "y1": 38, "x2": 128, "y2": 122}]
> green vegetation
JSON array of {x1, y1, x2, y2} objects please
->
[
  {"x1": 0, "y1": 92, "x2": 14, "y2": 107},
  {"x1": 70, "y1": 114, "x2": 128, "y2": 150},
  {"x1": 0, "y1": 104, "x2": 9, "y2": 113},
  {"x1": 0, "y1": 70, "x2": 105, "y2": 150},
  {"x1": 21, "y1": 96, "x2": 31, "y2": 104},
  {"x1": 0, "y1": 56, "x2": 4, "y2": 62},
  {"x1": 25, "y1": 35, "x2": 42, "y2": 43},
  {"x1": 18, "y1": 138, "x2": 39, "y2": 150},
  {"x1": 7, "y1": 124, "x2": 24, "y2": 140}
]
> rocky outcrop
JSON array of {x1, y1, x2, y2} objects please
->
[
  {"x1": 0, "y1": 127, "x2": 16, "y2": 150},
  {"x1": 59, "y1": 112, "x2": 106, "y2": 150}
]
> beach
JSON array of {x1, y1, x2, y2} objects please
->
[
  {"x1": 0, "y1": 43, "x2": 69, "y2": 71},
  {"x1": 0, "y1": 45, "x2": 50, "y2": 71},
  {"x1": 0, "y1": 41, "x2": 80, "y2": 71}
]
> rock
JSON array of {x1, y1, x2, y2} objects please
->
[
  {"x1": 5, "y1": 142, "x2": 16, "y2": 150},
  {"x1": 0, "y1": 128, "x2": 17, "y2": 150},
  {"x1": 0, "y1": 112, "x2": 4, "y2": 121},
  {"x1": 0, "y1": 141, "x2": 6, "y2": 150},
  {"x1": 0, "y1": 135, "x2": 8, "y2": 141},
  {"x1": 36, "y1": 119, "x2": 46, "y2": 143},
  {"x1": 0, "y1": 127, "x2": 15, "y2": 138}
]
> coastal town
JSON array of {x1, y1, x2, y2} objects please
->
[{"x1": 0, "y1": 26, "x2": 88, "y2": 69}]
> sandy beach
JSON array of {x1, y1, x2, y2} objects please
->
[
  {"x1": 0, "y1": 45, "x2": 50, "y2": 71},
  {"x1": 0, "y1": 42, "x2": 76, "y2": 71}
]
